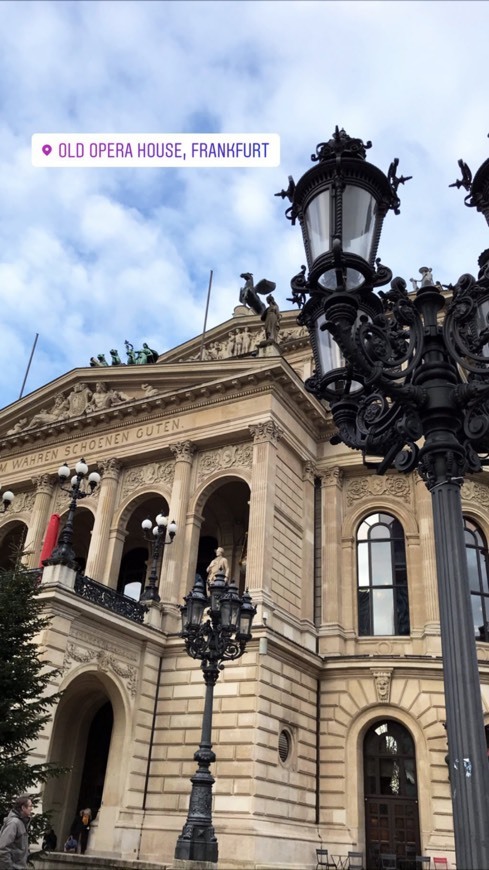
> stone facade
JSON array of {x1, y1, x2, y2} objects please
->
[{"x1": 0, "y1": 307, "x2": 486, "y2": 869}]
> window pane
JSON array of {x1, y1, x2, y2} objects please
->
[
  {"x1": 395, "y1": 586, "x2": 410, "y2": 635},
  {"x1": 471, "y1": 593, "x2": 485, "y2": 639},
  {"x1": 359, "y1": 589, "x2": 371, "y2": 635},
  {"x1": 358, "y1": 541, "x2": 370, "y2": 586},
  {"x1": 371, "y1": 541, "x2": 394, "y2": 585},
  {"x1": 373, "y1": 588, "x2": 394, "y2": 635},
  {"x1": 467, "y1": 547, "x2": 482, "y2": 592},
  {"x1": 370, "y1": 524, "x2": 390, "y2": 540}
]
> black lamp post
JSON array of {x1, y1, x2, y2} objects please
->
[
  {"x1": 174, "y1": 572, "x2": 256, "y2": 864},
  {"x1": 277, "y1": 127, "x2": 489, "y2": 870},
  {"x1": 44, "y1": 458, "x2": 100, "y2": 569},
  {"x1": 140, "y1": 512, "x2": 177, "y2": 602}
]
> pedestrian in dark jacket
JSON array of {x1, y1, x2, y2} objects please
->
[
  {"x1": 0, "y1": 794, "x2": 33, "y2": 869},
  {"x1": 70, "y1": 808, "x2": 92, "y2": 855}
]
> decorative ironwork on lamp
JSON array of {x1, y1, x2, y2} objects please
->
[{"x1": 278, "y1": 128, "x2": 489, "y2": 870}]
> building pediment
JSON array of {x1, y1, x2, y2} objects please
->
[{"x1": 0, "y1": 352, "x2": 329, "y2": 453}]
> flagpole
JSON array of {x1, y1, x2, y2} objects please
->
[
  {"x1": 199, "y1": 270, "x2": 214, "y2": 361},
  {"x1": 19, "y1": 333, "x2": 39, "y2": 399}
]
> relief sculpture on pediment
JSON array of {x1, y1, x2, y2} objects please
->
[{"x1": 4, "y1": 381, "x2": 137, "y2": 436}]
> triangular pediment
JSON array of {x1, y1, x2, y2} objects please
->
[{"x1": 0, "y1": 308, "x2": 328, "y2": 450}]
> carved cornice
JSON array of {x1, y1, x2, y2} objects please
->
[
  {"x1": 170, "y1": 441, "x2": 196, "y2": 463},
  {"x1": 197, "y1": 444, "x2": 253, "y2": 484},
  {"x1": 345, "y1": 474, "x2": 412, "y2": 507},
  {"x1": 249, "y1": 420, "x2": 284, "y2": 446}
]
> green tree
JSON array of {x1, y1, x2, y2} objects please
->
[{"x1": 0, "y1": 562, "x2": 62, "y2": 839}]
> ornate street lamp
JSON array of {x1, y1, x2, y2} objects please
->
[
  {"x1": 140, "y1": 511, "x2": 176, "y2": 602},
  {"x1": 0, "y1": 485, "x2": 14, "y2": 513},
  {"x1": 277, "y1": 128, "x2": 489, "y2": 870},
  {"x1": 174, "y1": 572, "x2": 256, "y2": 864},
  {"x1": 44, "y1": 458, "x2": 100, "y2": 569}
]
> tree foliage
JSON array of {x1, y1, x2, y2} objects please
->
[{"x1": 0, "y1": 562, "x2": 63, "y2": 838}]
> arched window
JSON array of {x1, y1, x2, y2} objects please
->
[
  {"x1": 357, "y1": 512, "x2": 409, "y2": 636},
  {"x1": 464, "y1": 517, "x2": 489, "y2": 642}
]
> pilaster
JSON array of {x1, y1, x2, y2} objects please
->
[{"x1": 246, "y1": 420, "x2": 283, "y2": 603}]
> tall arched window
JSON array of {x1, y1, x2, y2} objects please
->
[
  {"x1": 464, "y1": 517, "x2": 489, "y2": 642},
  {"x1": 357, "y1": 513, "x2": 409, "y2": 636}
]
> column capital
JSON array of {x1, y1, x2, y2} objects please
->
[
  {"x1": 31, "y1": 473, "x2": 55, "y2": 495},
  {"x1": 303, "y1": 460, "x2": 318, "y2": 484},
  {"x1": 99, "y1": 458, "x2": 122, "y2": 479},
  {"x1": 321, "y1": 466, "x2": 343, "y2": 488},
  {"x1": 170, "y1": 440, "x2": 196, "y2": 463},
  {"x1": 249, "y1": 419, "x2": 283, "y2": 446}
]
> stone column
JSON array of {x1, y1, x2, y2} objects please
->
[
  {"x1": 26, "y1": 474, "x2": 55, "y2": 568},
  {"x1": 320, "y1": 467, "x2": 344, "y2": 653},
  {"x1": 160, "y1": 440, "x2": 196, "y2": 606},
  {"x1": 301, "y1": 461, "x2": 316, "y2": 624},
  {"x1": 246, "y1": 420, "x2": 283, "y2": 603},
  {"x1": 85, "y1": 459, "x2": 122, "y2": 583}
]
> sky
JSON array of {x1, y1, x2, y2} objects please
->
[{"x1": 1, "y1": 0, "x2": 489, "y2": 410}]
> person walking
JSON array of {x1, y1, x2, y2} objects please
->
[{"x1": 0, "y1": 794, "x2": 33, "y2": 869}]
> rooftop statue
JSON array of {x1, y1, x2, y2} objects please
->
[
  {"x1": 262, "y1": 294, "x2": 281, "y2": 343},
  {"x1": 125, "y1": 340, "x2": 158, "y2": 365},
  {"x1": 239, "y1": 272, "x2": 276, "y2": 317}
]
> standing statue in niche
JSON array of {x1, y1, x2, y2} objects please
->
[
  {"x1": 262, "y1": 294, "x2": 281, "y2": 343},
  {"x1": 207, "y1": 547, "x2": 229, "y2": 582}
]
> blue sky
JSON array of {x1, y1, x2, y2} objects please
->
[{"x1": 1, "y1": 0, "x2": 489, "y2": 409}]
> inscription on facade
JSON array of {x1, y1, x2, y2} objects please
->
[{"x1": 0, "y1": 418, "x2": 182, "y2": 475}]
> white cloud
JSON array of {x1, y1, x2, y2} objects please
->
[{"x1": 1, "y1": 0, "x2": 489, "y2": 405}]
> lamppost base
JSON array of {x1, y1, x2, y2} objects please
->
[{"x1": 174, "y1": 825, "x2": 218, "y2": 864}]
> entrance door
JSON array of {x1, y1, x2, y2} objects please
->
[{"x1": 364, "y1": 720, "x2": 420, "y2": 869}]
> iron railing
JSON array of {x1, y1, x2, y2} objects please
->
[{"x1": 74, "y1": 573, "x2": 146, "y2": 624}]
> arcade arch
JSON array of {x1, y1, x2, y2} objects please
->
[
  {"x1": 0, "y1": 520, "x2": 27, "y2": 569},
  {"x1": 193, "y1": 476, "x2": 250, "y2": 590},
  {"x1": 43, "y1": 669, "x2": 127, "y2": 847}
]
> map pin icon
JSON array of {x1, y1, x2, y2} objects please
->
[{"x1": 42, "y1": 144, "x2": 52, "y2": 156}]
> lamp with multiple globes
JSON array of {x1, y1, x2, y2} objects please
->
[
  {"x1": 140, "y1": 512, "x2": 177, "y2": 602},
  {"x1": 44, "y1": 458, "x2": 100, "y2": 569},
  {"x1": 174, "y1": 571, "x2": 256, "y2": 863},
  {"x1": 0, "y1": 485, "x2": 14, "y2": 513},
  {"x1": 276, "y1": 127, "x2": 489, "y2": 870}
]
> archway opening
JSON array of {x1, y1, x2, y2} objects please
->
[
  {"x1": 76, "y1": 701, "x2": 113, "y2": 819},
  {"x1": 0, "y1": 521, "x2": 27, "y2": 569},
  {"x1": 364, "y1": 719, "x2": 420, "y2": 869},
  {"x1": 198, "y1": 478, "x2": 250, "y2": 592},
  {"x1": 116, "y1": 495, "x2": 170, "y2": 597}
]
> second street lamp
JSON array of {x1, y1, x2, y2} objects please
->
[
  {"x1": 174, "y1": 572, "x2": 256, "y2": 864},
  {"x1": 277, "y1": 128, "x2": 489, "y2": 870},
  {"x1": 140, "y1": 512, "x2": 176, "y2": 602}
]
